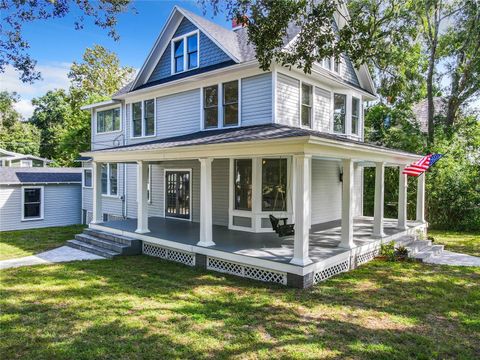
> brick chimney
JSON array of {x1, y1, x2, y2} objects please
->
[{"x1": 232, "y1": 15, "x2": 248, "y2": 30}]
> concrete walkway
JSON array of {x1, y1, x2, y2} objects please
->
[
  {"x1": 424, "y1": 250, "x2": 480, "y2": 267},
  {"x1": 0, "y1": 246, "x2": 104, "y2": 270}
]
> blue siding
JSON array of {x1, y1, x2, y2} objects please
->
[
  {"x1": 340, "y1": 54, "x2": 360, "y2": 87},
  {"x1": 148, "y1": 18, "x2": 232, "y2": 83},
  {"x1": 0, "y1": 184, "x2": 81, "y2": 231}
]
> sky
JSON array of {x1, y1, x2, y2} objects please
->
[{"x1": 0, "y1": 0, "x2": 230, "y2": 119}]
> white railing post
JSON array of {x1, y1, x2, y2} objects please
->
[
  {"x1": 290, "y1": 154, "x2": 312, "y2": 266},
  {"x1": 373, "y1": 161, "x2": 385, "y2": 237},
  {"x1": 398, "y1": 165, "x2": 408, "y2": 230},
  {"x1": 92, "y1": 161, "x2": 103, "y2": 224},
  {"x1": 416, "y1": 173, "x2": 426, "y2": 223},
  {"x1": 135, "y1": 160, "x2": 150, "y2": 233},
  {"x1": 198, "y1": 158, "x2": 215, "y2": 246},
  {"x1": 340, "y1": 158, "x2": 355, "y2": 248}
]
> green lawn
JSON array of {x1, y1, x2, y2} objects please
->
[
  {"x1": 1, "y1": 255, "x2": 479, "y2": 359},
  {"x1": 429, "y1": 230, "x2": 480, "y2": 257},
  {"x1": 0, "y1": 225, "x2": 86, "y2": 260}
]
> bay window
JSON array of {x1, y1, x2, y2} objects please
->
[
  {"x1": 131, "y1": 99, "x2": 155, "y2": 138},
  {"x1": 334, "y1": 93, "x2": 346, "y2": 133},
  {"x1": 262, "y1": 159, "x2": 287, "y2": 212},
  {"x1": 172, "y1": 31, "x2": 199, "y2": 74},
  {"x1": 22, "y1": 187, "x2": 43, "y2": 220},
  {"x1": 101, "y1": 163, "x2": 118, "y2": 196},
  {"x1": 234, "y1": 159, "x2": 252, "y2": 211},
  {"x1": 97, "y1": 107, "x2": 120, "y2": 133},
  {"x1": 301, "y1": 83, "x2": 312, "y2": 127},
  {"x1": 352, "y1": 97, "x2": 360, "y2": 135}
]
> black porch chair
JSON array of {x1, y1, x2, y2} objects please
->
[{"x1": 269, "y1": 214, "x2": 295, "y2": 237}]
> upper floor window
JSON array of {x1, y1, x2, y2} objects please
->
[
  {"x1": 352, "y1": 97, "x2": 360, "y2": 135},
  {"x1": 322, "y1": 57, "x2": 341, "y2": 74},
  {"x1": 101, "y1": 163, "x2": 118, "y2": 196},
  {"x1": 301, "y1": 83, "x2": 312, "y2": 127},
  {"x1": 97, "y1": 108, "x2": 120, "y2": 133},
  {"x1": 223, "y1": 81, "x2": 239, "y2": 127},
  {"x1": 172, "y1": 31, "x2": 199, "y2": 74},
  {"x1": 132, "y1": 99, "x2": 155, "y2": 138},
  {"x1": 334, "y1": 93, "x2": 346, "y2": 134},
  {"x1": 203, "y1": 80, "x2": 239, "y2": 129}
]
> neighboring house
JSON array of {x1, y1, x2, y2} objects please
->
[
  {"x1": 412, "y1": 97, "x2": 447, "y2": 133},
  {"x1": 74, "y1": 5, "x2": 427, "y2": 288},
  {"x1": 0, "y1": 168, "x2": 82, "y2": 231},
  {"x1": 0, "y1": 148, "x2": 52, "y2": 168}
]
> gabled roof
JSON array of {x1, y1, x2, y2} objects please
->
[
  {"x1": 0, "y1": 168, "x2": 82, "y2": 185},
  {"x1": 0, "y1": 148, "x2": 51, "y2": 163}
]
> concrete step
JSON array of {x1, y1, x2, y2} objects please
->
[
  {"x1": 83, "y1": 228, "x2": 137, "y2": 245},
  {"x1": 66, "y1": 240, "x2": 119, "y2": 259},
  {"x1": 395, "y1": 235, "x2": 416, "y2": 247},
  {"x1": 74, "y1": 234, "x2": 129, "y2": 253},
  {"x1": 405, "y1": 240, "x2": 432, "y2": 255},
  {"x1": 412, "y1": 244, "x2": 445, "y2": 261}
]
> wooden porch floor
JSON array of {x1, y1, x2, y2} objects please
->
[{"x1": 97, "y1": 217, "x2": 421, "y2": 265}]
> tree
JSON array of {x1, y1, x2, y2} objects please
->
[
  {"x1": 0, "y1": 91, "x2": 22, "y2": 127},
  {"x1": 0, "y1": 0, "x2": 132, "y2": 83}
]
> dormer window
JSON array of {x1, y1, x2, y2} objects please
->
[
  {"x1": 172, "y1": 31, "x2": 199, "y2": 74},
  {"x1": 321, "y1": 57, "x2": 341, "y2": 74}
]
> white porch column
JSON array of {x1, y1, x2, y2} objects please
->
[
  {"x1": 92, "y1": 161, "x2": 103, "y2": 224},
  {"x1": 290, "y1": 154, "x2": 312, "y2": 266},
  {"x1": 340, "y1": 158, "x2": 355, "y2": 248},
  {"x1": 416, "y1": 173, "x2": 426, "y2": 223},
  {"x1": 198, "y1": 158, "x2": 215, "y2": 247},
  {"x1": 397, "y1": 165, "x2": 408, "y2": 230},
  {"x1": 373, "y1": 161, "x2": 385, "y2": 237},
  {"x1": 135, "y1": 160, "x2": 149, "y2": 233}
]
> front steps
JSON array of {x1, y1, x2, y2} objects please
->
[
  {"x1": 395, "y1": 235, "x2": 444, "y2": 262},
  {"x1": 66, "y1": 228, "x2": 142, "y2": 258}
]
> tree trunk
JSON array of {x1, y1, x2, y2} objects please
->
[{"x1": 426, "y1": 54, "x2": 435, "y2": 146}]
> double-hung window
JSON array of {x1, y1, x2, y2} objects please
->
[
  {"x1": 132, "y1": 99, "x2": 155, "y2": 138},
  {"x1": 83, "y1": 169, "x2": 92, "y2": 188},
  {"x1": 333, "y1": 93, "x2": 347, "y2": 134},
  {"x1": 97, "y1": 108, "x2": 120, "y2": 133},
  {"x1": 234, "y1": 159, "x2": 252, "y2": 211},
  {"x1": 22, "y1": 187, "x2": 43, "y2": 220},
  {"x1": 352, "y1": 97, "x2": 360, "y2": 135},
  {"x1": 262, "y1": 159, "x2": 288, "y2": 212},
  {"x1": 172, "y1": 31, "x2": 199, "y2": 74},
  {"x1": 101, "y1": 163, "x2": 118, "y2": 196},
  {"x1": 223, "y1": 81, "x2": 238, "y2": 127},
  {"x1": 301, "y1": 83, "x2": 313, "y2": 127},
  {"x1": 203, "y1": 80, "x2": 239, "y2": 129}
]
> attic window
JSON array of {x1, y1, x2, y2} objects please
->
[{"x1": 172, "y1": 30, "x2": 199, "y2": 74}]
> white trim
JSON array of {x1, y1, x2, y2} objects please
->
[
  {"x1": 82, "y1": 168, "x2": 93, "y2": 188},
  {"x1": 130, "y1": 98, "x2": 157, "y2": 139},
  {"x1": 21, "y1": 185, "x2": 44, "y2": 221},
  {"x1": 101, "y1": 163, "x2": 120, "y2": 198},
  {"x1": 171, "y1": 29, "x2": 200, "y2": 75},
  {"x1": 81, "y1": 99, "x2": 119, "y2": 110},
  {"x1": 94, "y1": 105, "x2": 122, "y2": 135},
  {"x1": 300, "y1": 81, "x2": 313, "y2": 129},
  {"x1": 163, "y1": 168, "x2": 193, "y2": 221}
]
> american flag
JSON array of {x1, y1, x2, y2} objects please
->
[{"x1": 403, "y1": 153, "x2": 443, "y2": 176}]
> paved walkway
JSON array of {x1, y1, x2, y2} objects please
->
[
  {"x1": 0, "y1": 246, "x2": 104, "y2": 270},
  {"x1": 424, "y1": 250, "x2": 480, "y2": 267}
]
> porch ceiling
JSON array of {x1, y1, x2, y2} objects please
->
[{"x1": 82, "y1": 124, "x2": 421, "y2": 165}]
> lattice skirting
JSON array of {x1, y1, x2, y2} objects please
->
[
  {"x1": 86, "y1": 211, "x2": 93, "y2": 224},
  {"x1": 207, "y1": 257, "x2": 287, "y2": 285},
  {"x1": 355, "y1": 248, "x2": 380, "y2": 267},
  {"x1": 107, "y1": 214, "x2": 125, "y2": 222},
  {"x1": 313, "y1": 259, "x2": 350, "y2": 284},
  {"x1": 143, "y1": 242, "x2": 195, "y2": 266}
]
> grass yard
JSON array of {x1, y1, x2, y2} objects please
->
[
  {"x1": 0, "y1": 225, "x2": 85, "y2": 260},
  {"x1": 429, "y1": 230, "x2": 480, "y2": 257},
  {"x1": 1, "y1": 255, "x2": 479, "y2": 359}
]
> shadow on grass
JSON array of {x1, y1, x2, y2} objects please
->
[{"x1": 1, "y1": 256, "x2": 479, "y2": 359}]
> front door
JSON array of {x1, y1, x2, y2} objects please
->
[{"x1": 165, "y1": 170, "x2": 191, "y2": 219}]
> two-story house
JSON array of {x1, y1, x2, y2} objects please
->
[{"x1": 72, "y1": 5, "x2": 427, "y2": 288}]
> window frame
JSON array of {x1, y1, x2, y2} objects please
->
[
  {"x1": 300, "y1": 82, "x2": 313, "y2": 128},
  {"x1": 130, "y1": 99, "x2": 156, "y2": 138},
  {"x1": 147, "y1": 164, "x2": 152, "y2": 204},
  {"x1": 333, "y1": 93, "x2": 347, "y2": 134},
  {"x1": 321, "y1": 57, "x2": 341, "y2": 74},
  {"x1": 95, "y1": 106, "x2": 121, "y2": 135},
  {"x1": 222, "y1": 80, "x2": 239, "y2": 127},
  {"x1": 233, "y1": 159, "x2": 253, "y2": 211},
  {"x1": 261, "y1": 158, "x2": 288, "y2": 212},
  {"x1": 83, "y1": 168, "x2": 92, "y2": 188},
  {"x1": 101, "y1": 163, "x2": 120, "y2": 197},
  {"x1": 201, "y1": 79, "x2": 241, "y2": 130},
  {"x1": 171, "y1": 30, "x2": 200, "y2": 75},
  {"x1": 351, "y1": 96, "x2": 360, "y2": 136},
  {"x1": 21, "y1": 186, "x2": 44, "y2": 221}
]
